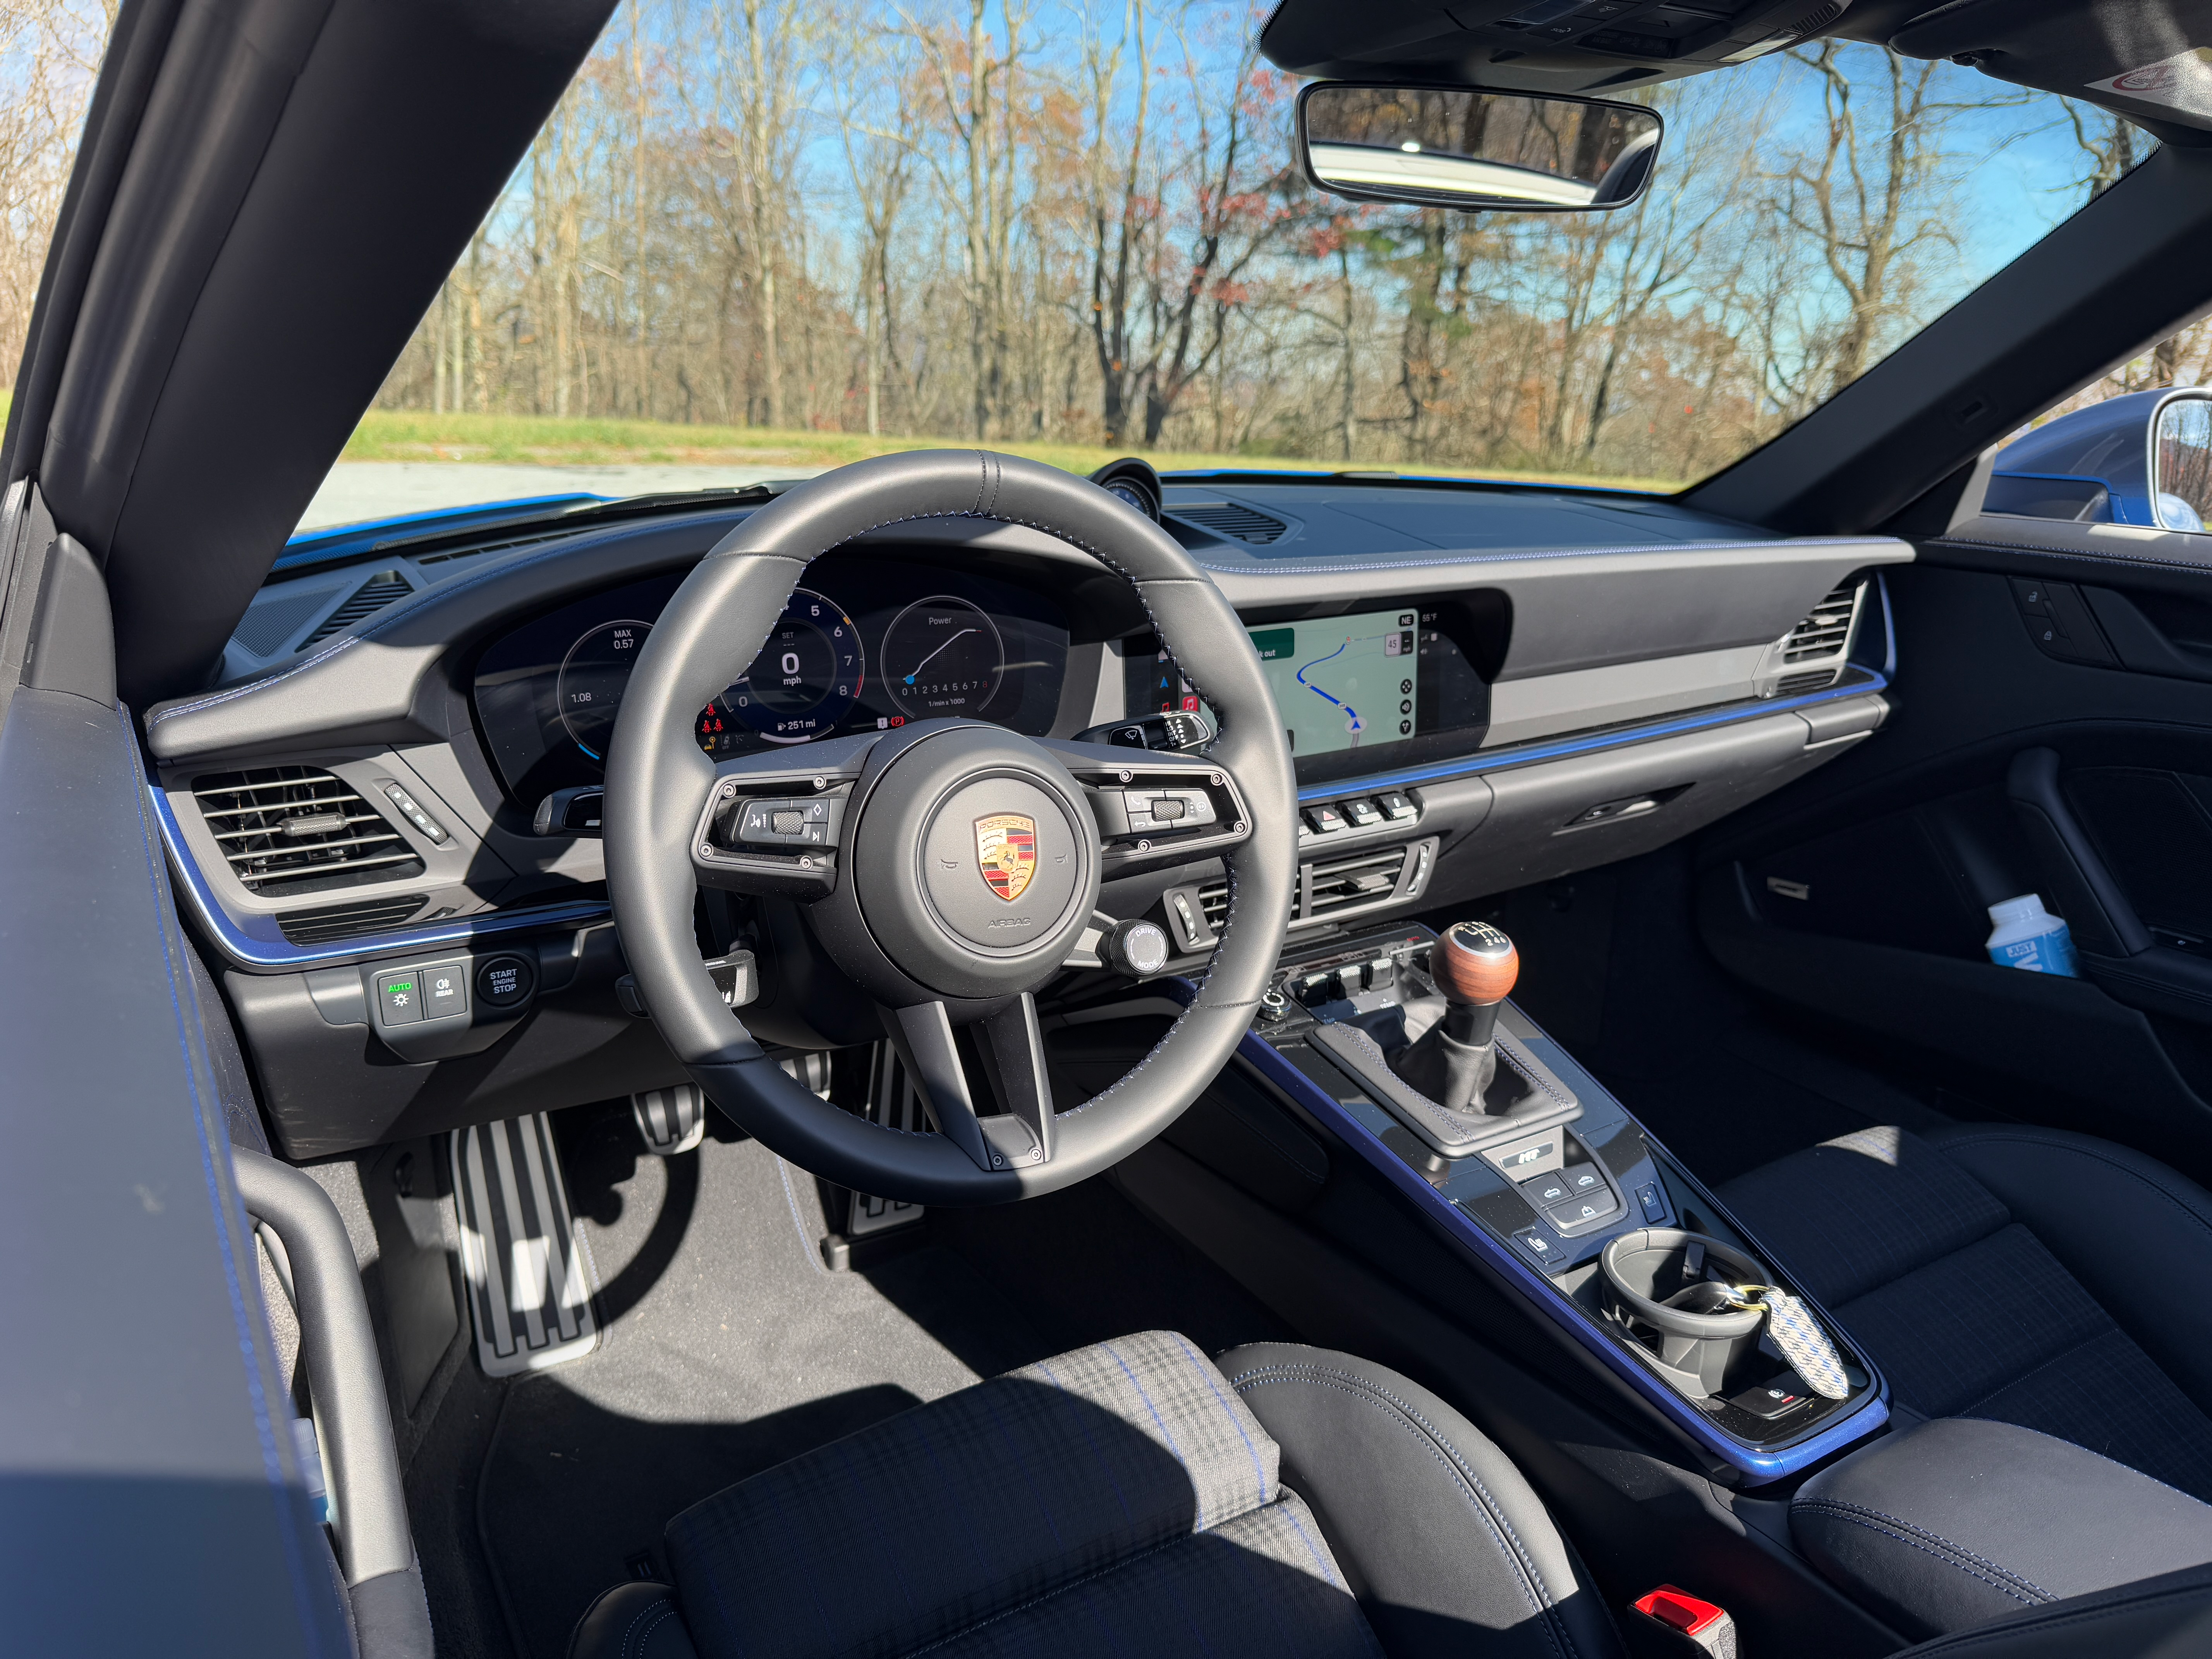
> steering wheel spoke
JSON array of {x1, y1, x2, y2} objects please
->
[
  {"x1": 884, "y1": 996, "x2": 1053, "y2": 1172},
  {"x1": 690, "y1": 731, "x2": 878, "y2": 896},
  {"x1": 1042, "y1": 739, "x2": 1255, "y2": 876}
]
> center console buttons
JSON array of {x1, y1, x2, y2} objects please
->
[
  {"x1": 1547, "y1": 1190, "x2": 1620, "y2": 1230},
  {"x1": 1511, "y1": 1227, "x2": 1561, "y2": 1267},
  {"x1": 1523, "y1": 1174, "x2": 1572, "y2": 1207}
]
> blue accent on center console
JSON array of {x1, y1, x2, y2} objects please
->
[{"x1": 1205, "y1": 927, "x2": 1889, "y2": 1485}]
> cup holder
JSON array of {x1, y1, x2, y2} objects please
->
[{"x1": 1599, "y1": 1228, "x2": 1770, "y2": 1399}]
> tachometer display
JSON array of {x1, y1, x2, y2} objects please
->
[
  {"x1": 698, "y1": 588, "x2": 864, "y2": 751},
  {"x1": 556, "y1": 618, "x2": 652, "y2": 758},
  {"x1": 883, "y1": 596, "x2": 1004, "y2": 719}
]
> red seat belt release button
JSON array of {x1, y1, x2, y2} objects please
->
[{"x1": 1631, "y1": 1585, "x2": 1738, "y2": 1657}]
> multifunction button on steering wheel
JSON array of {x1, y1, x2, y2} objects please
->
[{"x1": 602, "y1": 450, "x2": 1297, "y2": 1204}]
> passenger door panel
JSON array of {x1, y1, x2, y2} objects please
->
[{"x1": 1696, "y1": 532, "x2": 2212, "y2": 1180}]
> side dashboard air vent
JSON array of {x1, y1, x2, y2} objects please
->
[
  {"x1": 193, "y1": 767, "x2": 425, "y2": 897},
  {"x1": 1781, "y1": 582, "x2": 1862, "y2": 663},
  {"x1": 299, "y1": 570, "x2": 416, "y2": 649},
  {"x1": 1169, "y1": 502, "x2": 1289, "y2": 544},
  {"x1": 276, "y1": 894, "x2": 430, "y2": 945}
]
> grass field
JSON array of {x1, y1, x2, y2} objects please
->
[{"x1": 340, "y1": 409, "x2": 1681, "y2": 494}]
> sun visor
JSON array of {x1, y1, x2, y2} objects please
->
[{"x1": 1894, "y1": 0, "x2": 2212, "y2": 142}]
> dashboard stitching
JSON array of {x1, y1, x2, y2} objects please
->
[
  {"x1": 1189, "y1": 534, "x2": 1905, "y2": 578},
  {"x1": 1928, "y1": 533, "x2": 2212, "y2": 576}
]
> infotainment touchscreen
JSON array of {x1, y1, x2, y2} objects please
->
[
  {"x1": 1124, "y1": 595, "x2": 1499, "y2": 783},
  {"x1": 1246, "y1": 608, "x2": 1420, "y2": 757}
]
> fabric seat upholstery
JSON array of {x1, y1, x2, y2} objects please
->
[
  {"x1": 1718, "y1": 1124, "x2": 2212, "y2": 1500},
  {"x1": 567, "y1": 1330, "x2": 1622, "y2": 1659}
]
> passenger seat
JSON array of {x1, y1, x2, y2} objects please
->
[{"x1": 1718, "y1": 1125, "x2": 2212, "y2": 1501}]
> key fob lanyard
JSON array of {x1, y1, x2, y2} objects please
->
[{"x1": 1720, "y1": 1285, "x2": 1850, "y2": 1400}]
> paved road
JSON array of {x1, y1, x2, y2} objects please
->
[{"x1": 298, "y1": 461, "x2": 831, "y2": 533}]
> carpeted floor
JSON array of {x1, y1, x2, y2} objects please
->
[{"x1": 473, "y1": 1100, "x2": 1287, "y2": 1659}]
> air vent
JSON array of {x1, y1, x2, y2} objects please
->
[
  {"x1": 1776, "y1": 668, "x2": 1839, "y2": 696},
  {"x1": 299, "y1": 570, "x2": 415, "y2": 649},
  {"x1": 1305, "y1": 845, "x2": 1413, "y2": 919},
  {"x1": 414, "y1": 531, "x2": 570, "y2": 568},
  {"x1": 276, "y1": 894, "x2": 430, "y2": 945},
  {"x1": 1781, "y1": 582, "x2": 1862, "y2": 663},
  {"x1": 193, "y1": 766, "x2": 425, "y2": 896},
  {"x1": 1199, "y1": 880, "x2": 1230, "y2": 934},
  {"x1": 1169, "y1": 502, "x2": 1289, "y2": 544},
  {"x1": 1197, "y1": 844, "x2": 1416, "y2": 933}
]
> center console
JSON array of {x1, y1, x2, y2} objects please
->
[{"x1": 1234, "y1": 919, "x2": 1888, "y2": 1482}]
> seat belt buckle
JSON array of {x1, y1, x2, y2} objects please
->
[{"x1": 1630, "y1": 1585, "x2": 1738, "y2": 1657}]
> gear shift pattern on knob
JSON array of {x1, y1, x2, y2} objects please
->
[{"x1": 1396, "y1": 921, "x2": 1519, "y2": 1112}]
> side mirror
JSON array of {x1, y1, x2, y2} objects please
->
[
  {"x1": 1297, "y1": 82, "x2": 1662, "y2": 213},
  {"x1": 2154, "y1": 393, "x2": 2212, "y2": 533}
]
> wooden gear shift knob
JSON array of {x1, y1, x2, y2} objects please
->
[{"x1": 1431, "y1": 921, "x2": 1519, "y2": 1006}]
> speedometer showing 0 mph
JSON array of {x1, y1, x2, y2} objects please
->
[
  {"x1": 882, "y1": 596, "x2": 1004, "y2": 719},
  {"x1": 697, "y1": 587, "x2": 865, "y2": 752}
]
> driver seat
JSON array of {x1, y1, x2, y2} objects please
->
[{"x1": 565, "y1": 1331, "x2": 1622, "y2": 1659}]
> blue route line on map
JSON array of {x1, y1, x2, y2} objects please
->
[{"x1": 1295, "y1": 637, "x2": 1362, "y2": 733}]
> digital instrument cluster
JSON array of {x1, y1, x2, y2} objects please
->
[{"x1": 472, "y1": 557, "x2": 1070, "y2": 811}]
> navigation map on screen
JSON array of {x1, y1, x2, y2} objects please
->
[{"x1": 1249, "y1": 610, "x2": 1420, "y2": 756}]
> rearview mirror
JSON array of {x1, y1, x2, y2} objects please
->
[
  {"x1": 2154, "y1": 393, "x2": 2212, "y2": 533},
  {"x1": 1297, "y1": 83, "x2": 1662, "y2": 213}
]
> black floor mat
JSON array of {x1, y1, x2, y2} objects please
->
[{"x1": 474, "y1": 1101, "x2": 1288, "y2": 1659}]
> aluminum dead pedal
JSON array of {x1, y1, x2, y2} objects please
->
[
  {"x1": 630, "y1": 1084, "x2": 705, "y2": 1156},
  {"x1": 450, "y1": 1114, "x2": 598, "y2": 1376}
]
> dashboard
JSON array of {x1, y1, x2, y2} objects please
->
[
  {"x1": 470, "y1": 557, "x2": 1070, "y2": 810},
  {"x1": 141, "y1": 474, "x2": 1912, "y2": 1160}
]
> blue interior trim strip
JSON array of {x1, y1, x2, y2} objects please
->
[
  {"x1": 1228, "y1": 1026, "x2": 1889, "y2": 1482},
  {"x1": 1296, "y1": 670, "x2": 1888, "y2": 805},
  {"x1": 150, "y1": 785, "x2": 610, "y2": 971}
]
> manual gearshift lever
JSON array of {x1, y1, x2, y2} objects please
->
[{"x1": 1395, "y1": 921, "x2": 1519, "y2": 1112}]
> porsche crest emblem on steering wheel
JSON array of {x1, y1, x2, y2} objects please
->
[{"x1": 974, "y1": 813, "x2": 1038, "y2": 902}]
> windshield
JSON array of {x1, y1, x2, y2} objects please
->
[{"x1": 0, "y1": 3, "x2": 2164, "y2": 530}]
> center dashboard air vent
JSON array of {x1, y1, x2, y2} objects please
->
[
  {"x1": 1168, "y1": 502, "x2": 1289, "y2": 545},
  {"x1": 192, "y1": 766, "x2": 425, "y2": 897},
  {"x1": 299, "y1": 570, "x2": 416, "y2": 649},
  {"x1": 1196, "y1": 841, "x2": 1423, "y2": 935}
]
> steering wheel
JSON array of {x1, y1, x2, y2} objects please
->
[{"x1": 603, "y1": 450, "x2": 1297, "y2": 1203}]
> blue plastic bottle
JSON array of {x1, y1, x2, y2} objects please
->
[{"x1": 1985, "y1": 894, "x2": 2078, "y2": 977}]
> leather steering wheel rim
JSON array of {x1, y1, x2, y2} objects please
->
[{"x1": 602, "y1": 449, "x2": 1297, "y2": 1204}]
